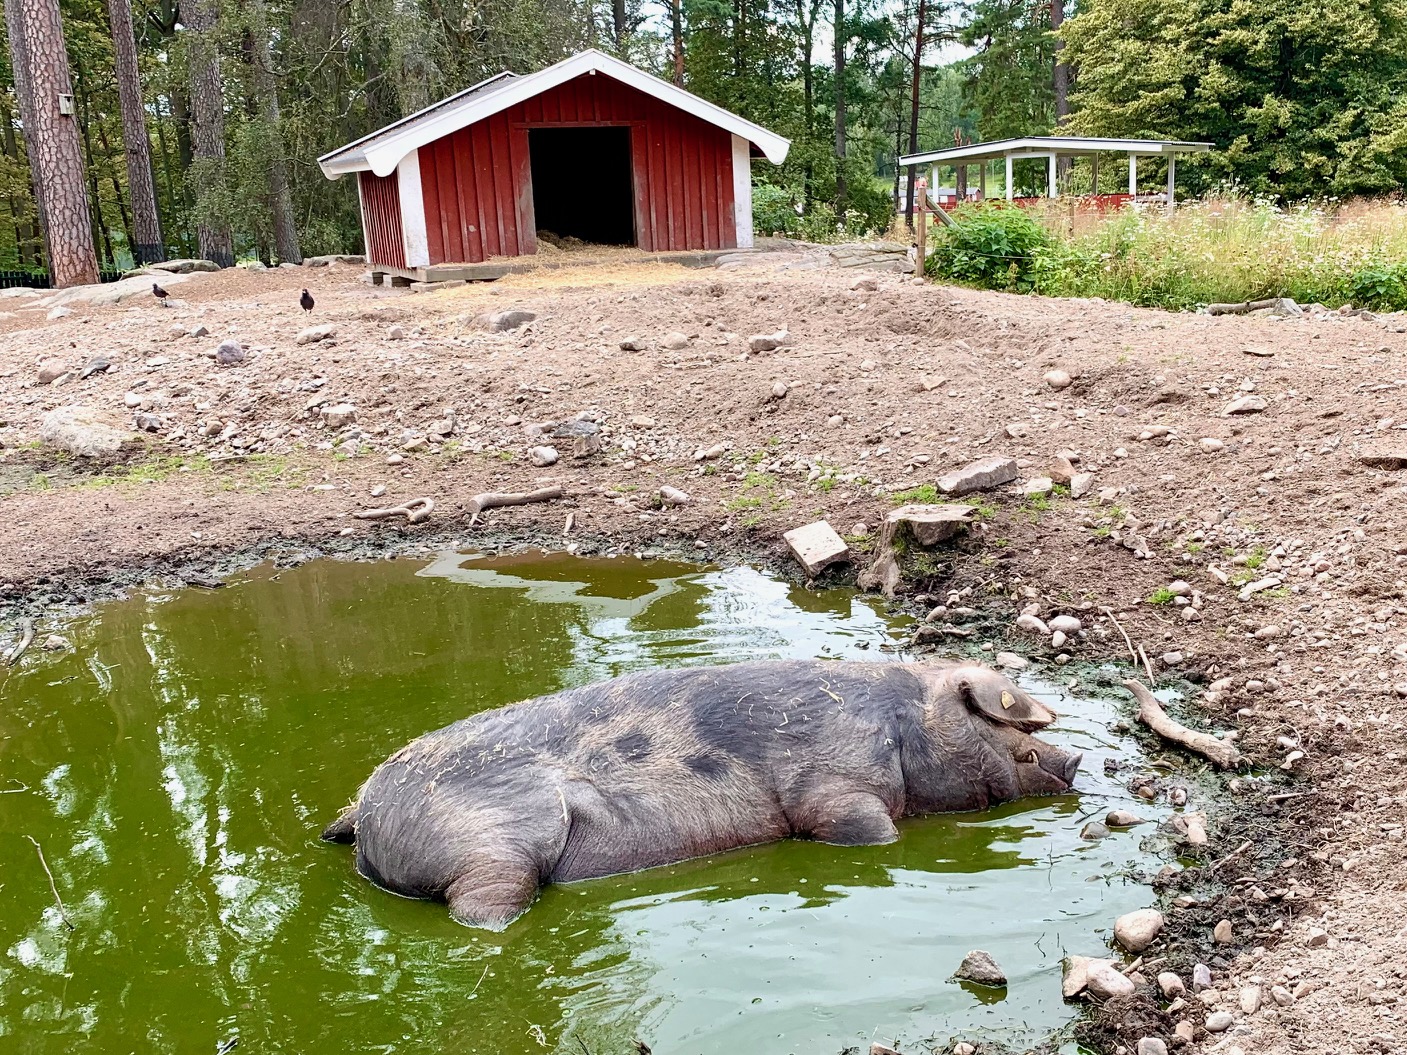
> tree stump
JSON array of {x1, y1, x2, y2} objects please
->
[{"x1": 858, "y1": 503, "x2": 976, "y2": 597}]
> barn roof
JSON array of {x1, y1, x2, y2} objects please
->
[{"x1": 318, "y1": 50, "x2": 791, "y2": 179}]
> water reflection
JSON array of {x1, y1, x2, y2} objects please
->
[{"x1": 0, "y1": 552, "x2": 1164, "y2": 1055}]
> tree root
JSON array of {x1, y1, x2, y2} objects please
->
[
  {"x1": 466, "y1": 486, "x2": 563, "y2": 525},
  {"x1": 354, "y1": 497, "x2": 435, "y2": 524},
  {"x1": 1123, "y1": 679, "x2": 1242, "y2": 769},
  {"x1": 4, "y1": 618, "x2": 34, "y2": 667}
]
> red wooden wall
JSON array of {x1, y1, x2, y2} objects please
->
[
  {"x1": 359, "y1": 171, "x2": 407, "y2": 269},
  {"x1": 417, "y1": 74, "x2": 738, "y2": 265}
]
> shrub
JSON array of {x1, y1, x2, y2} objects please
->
[{"x1": 926, "y1": 203, "x2": 1053, "y2": 291}]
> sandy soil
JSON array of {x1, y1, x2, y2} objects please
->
[{"x1": 3, "y1": 251, "x2": 1407, "y2": 1054}]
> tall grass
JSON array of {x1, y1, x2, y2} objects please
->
[{"x1": 927, "y1": 197, "x2": 1407, "y2": 312}]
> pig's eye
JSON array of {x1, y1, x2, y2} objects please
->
[{"x1": 1024, "y1": 750, "x2": 1039, "y2": 764}]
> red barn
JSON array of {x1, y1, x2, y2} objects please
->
[{"x1": 317, "y1": 50, "x2": 790, "y2": 282}]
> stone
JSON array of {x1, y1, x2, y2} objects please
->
[
  {"x1": 1356, "y1": 450, "x2": 1407, "y2": 470},
  {"x1": 995, "y1": 651, "x2": 1027, "y2": 670},
  {"x1": 1044, "y1": 368, "x2": 1073, "y2": 391},
  {"x1": 79, "y1": 358, "x2": 110, "y2": 379},
  {"x1": 388, "y1": 325, "x2": 406, "y2": 340},
  {"x1": 296, "y1": 323, "x2": 336, "y2": 345},
  {"x1": 150, "y1": 257, "x2": 221, "y2": 273},
  {"x1": 882, "y1": 503, "x2": 976, "y2": 546},
  {"x1": 36, "y1": 358, "x2": 67, "y2": 384},
  {"x1": 870, "y1": 1045, "x2": 900, "y2": 1055},
  {"x1": 1085, "y1": 960, "x2": 1137, "y2": 1000},
  {"x1": 1048, "y1": 455, "x2": 1076, "y2": 485},
  {"x1": 303, "y1": 254, "x2": 364, "y2": 267},
  {"x1": 476, "y1": 309, "x2": 536, "y2": 332},
  {"x1": 1306, "y1": 927, "x2": 1328, "y2": 947},
  {"x1": 619, "y1": 336, "x2": 645, "y2": 351},
  {"x1": 1240, "y1": 986, "x2": 1262, "y2": 1014},
  {"x1": 1200, "y1": 437, "x2": 1226, "y2": 453},
  {"x1": 1238, "y1": 576, "x2": 1282, "y2": 602},
  {"x1": 1023, "y1": 476, "x2": 1054, "y2": 497},
  {"x1": 370, "y1": 485, "x2": 387, "y2": 498},
  {"x1": 386, "y1": 453, "x2": 405, "y2": 465},
  {"x1": 1048, "y1": 614, "x2": 1082, "y2": 635},
  {"x1": 1192, "y1": 963, "x2": 1213, "y2": 991},
  {"x1": 189, "y1": 324, "x2": 210, "y2": 338},
  {"x1": 1080, "y1": 821, "x2": 1110, "y2": 840},
  {"x1": 40, "y1": 406, "x2": 141, "y2": 457},
  {"x1": 1016, "y1": 613, "x2": 1050, "y2": 635},
  {"x1": 1115, "y1": 909, "x2": 1166, "y2": 953},
  {"x1": 660, "y1": 486, "x2": 690, "y2": 506},
  {"x1": 783, "y1": 521, "x2": 850, "y2": 577},
  {"x1": 953, "y1": 949, "x2": 1007, "y2": 987},
  {"x1": 530, "y1": 445, "x2": 560, "y2": 467},
  {"x1": 1205, "y1": 1011, "x2": 1234, "y2": 1032},
  {"x1": 749, "y1": 330, "x2": 789, "y2": 353},
  {"x1": 631, "y1": 415, "x2": 657, "y2": 428},
  {"x1": 1137, "y1": 1040, "x2": 1168, "y2": 1055},
  {"x1": 215, "y1": 339, "x2": 246, "y2": 365},
  {"x1": 320, "y1": 404, "x2": 357, "y2": 428},
  {"x1": 1158, "y1": 972, "x2": 1186, "y2": 998},
  {"x1": 47, "y1": 306, "x2": 73, "y2": 320},
  {"x1": 1270, "y1": 985, "x2": 1294, "y2": 1007},
  {"x1": 1173, "y1": 1021, "x2": 1195, "y2": 1045},
  {"x1": 936, "y1": 456, "x2": 1018, "y2": 497},
  {"x1": 1107, "y1": 810, "x2": 1148, "y2": 828},
  {"x1": 40, "y1": 634, "x2": 68, "y2": 651},
  {"x1": 770, "y1": 380, "x2": 789, "y2": 400},
  {"x1": 133, "y1": 411, "x2": 162, "y2": 432},
  {"x1": 1223, "y1": 395, "x2": 1267, "y2": 416},
  {"x1": 662, "y1": 331, "x2": 691, "y2": 350},
  {"x1": 1214, "y1": 919, "x2": 1233, "y2": 944},
  {"x1": 1070, "y1": 472, "x2": 1094, "y2": 499}
]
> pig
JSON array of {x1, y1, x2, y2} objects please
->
[{"x1": 321, "y1": 659, "x2": 1081, "y2": 929}]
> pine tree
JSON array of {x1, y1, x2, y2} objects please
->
[
  {"x1": 108, "y1": 0, "x2": 164, "y2": 262},
  {"x1": 180, "y1": 0, "x2": 234, "y2": 266}
]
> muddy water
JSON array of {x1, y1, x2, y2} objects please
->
[{"x1": 0, "y1": 552, "x2": 1164, "y2": 1055}]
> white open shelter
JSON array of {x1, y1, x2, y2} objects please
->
[{"x1": 898, "y1": 136, "x2": 1213, "y2": 209}]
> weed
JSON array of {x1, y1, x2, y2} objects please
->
[
  {"x1": 1146, "y1": 586, "x2": 1176, "y2": 605},
  {"x1": 726, "y1": 495, "x2": 763, "y2": 511},
  {"x1": 1246, "y1": 546, "x2": 1268, "y2": 570},
  {"x1": 890, "y1": 484, "x2": 940, "y2": 504}
]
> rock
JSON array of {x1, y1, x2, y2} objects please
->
[
  {"x1": 770, "y1": 380, "x2": 789, "y2": 400},
  {"x1": 1080, "y1": 821, "x2": 1110, "y2": 840},
  {"x1": 1306, "y1": 927, "x2": 1328, "y2": 947},
  {"x1": 619, "y1": 336, "x2": 645, "y2": 351},
  {"x1": 1205, "y1": 1011, "x2": 1234, "y2": 1032},
  {"x1": 1070, "y1": 472, "x2": 1094, "y2": 499},
  {"x1": 1107, "y1": 810, "x2": 1148, "y2": 828},
  {"x1": 870, "y1": 1045, "x2": 900, "y2": 1055},
  {"x1": 1200, "y1": 437, "x2": 1226, "y2": 453},
  {"x1": 661, "y1": 331, "x2": 690, "y2": 350},
  {"x1": 530, "y1": 445, "x2": 560, "y2": 467},
  {"x1": 388, "y1": 325, "x2": 406, "y2": 340},
  {"x1": 47, "y1": 306, "x2": 73, "y2": 320},
  {"x1": 953, "y1": 949, "x2": 1007, "y2": 987},
  {"x1": 1174, "y1": 1021, "x2": 1195, "y2": 1045},
  {"x1": 386, "y1": 453, "x2": 404, "y2": 465},
  {"x1": 659, "y1": 486, "x2": 690, "y2": 506},
  {"x1": 189, "y1": 323, "x2": 210, "y2": 338},
  {"x1": 1016, "y1": 613, "x2": 1050, "y2": 635},
  {"x1": 936, "y1": 456, "x2": 1018, "y2": 496},
  {"x1": 40, "y1": 634, "x2": 68, "y2": 651},
  {"x1": 303, "y1": 254, "x2": 364, "y2": 267},
  {"x1": 1192, "y1": 963, "x2": 1213, "y2": 991},
  {"x1": 748, "y1": 330, "x2": 789, "y2": 353},
  {"x1": 1136, "y1": 1040, "x2": 1168, "y2": 1055},
  {"x1": 1240, "y1": 986, "x2": 1262, "y2": 1014},
  {"x1": 995, "y1": 651, "x2": 1027, "y2": 670},
  {"x1": 476, "y1": 309, "x2": 536, "y2": 332},
  {"x1": 1085, "y1": 959, "x2": 1137, "y2": 1000},
  {"x1": 296, "y1": 323, "x2": 336, "y2": 345},
  {"x1": 1048, "y1": 455, "x2": 1076, "y2": 485},
  {"x1": 1158, "y1": 972, "x2": 1186, "y2": 998},
  {"x1": 1356, "y1": 449, "x2": 1407, "y2": 470},
  {"x1": 79, "y1": 358, "x2": 110, "y2": 379},
  {"x1": 631, "y1": 415, "x2": 657, "y2": 428},
  {"x1": 1044, "y1": 368, "x2": 1073, "y2": 391},
  {"x1": 882, "y1": 503, "x2": 976, "y2": 545},
  {"x1": 1051, "y1": 630, "x2": 1067, "y2": 649},
  {"x1": 1048, "y1": 614, "x2": 1082, "y2": 634},
  {"x1": 1270, "y1": 984, "x2": 1294, "y2": 1006},
  {"x1": 320, "y1": 403, "x2": 357, "y2": 428},
  {"x1": 370, "y1": 485, "x2": 387, "y2": 498},
  {"x1": 215, "y1": 339, "x2": 246, "y2": 365},
  {"x1": 133, "y1": 411, "x2": 162, "y2": 432},
  {"x1": 40, "y1": 406, "x2": 141, "y2": 457},
  {"x1": 1062, "y1": 955, "x2": 1094, "y2": 997},
  {"x1": 1213, "y1": 919, "x2": 1233, "y2": 944},
  {"x1": 850, "y1": 276, "x2": 878, "y2": 292},
  {"x1": 783, "y1": 521, "x2": 850, "y2": 577},
  {"x1": 36, "y1": 358, "x2": 68, "y2": 384},
  {"x1": 1223, "y1": 395, "x2": 1267, "y2": 416},
  {"x1": 1023, "y1": 476, "x2": 1054, "y2": 497},
  {"x1": 150, "y1": 257, "x2": 221, "y2": 273},
  {"x1": 1238, "y1": 576, "x2": 1282, "y2": 601},
  {"x1": 1115, "y1": 909, "x2": 1165, "y2": 953}
]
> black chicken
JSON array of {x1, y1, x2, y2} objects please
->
[{"x1": 300, "y1": 289, "x2": 315, "y2": 313}]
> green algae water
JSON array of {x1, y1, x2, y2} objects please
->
[{"x1": 0, "y1": 552, "x2": 1164, "y2": 1055}]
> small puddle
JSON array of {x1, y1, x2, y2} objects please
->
[{"x1": 0, "y1": 552, "x2": 1168, "y2": 1054}]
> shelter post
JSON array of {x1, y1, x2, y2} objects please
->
[
  {"x1": 1128, "y1": 154, "x2": 1137, "y2": 197},
  {"x1": 1166, "y1": 153, "x2": 1176, "y2": 214},
  {"x1": 1005, "y1": 155, "x2": 1013, "y2": 201}
]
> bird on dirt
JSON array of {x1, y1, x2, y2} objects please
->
[
  {"x1": 152, "y1": 282, "x2": 169, "y2": 303},
  {"x1": 299, "y1": 289, "x2": 315, "y2": 313}
]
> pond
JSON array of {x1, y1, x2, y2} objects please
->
[{"x1": 0, "y1": 551, "x2": 1166, "y2": 1055}]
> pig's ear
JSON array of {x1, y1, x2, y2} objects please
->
[{"x1": 954, "y1": 666, "x2": 1057, "y2": 732}]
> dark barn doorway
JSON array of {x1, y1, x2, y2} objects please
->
[{"x1": 529, "y1": 127, "x2": 636, "y2": 247}]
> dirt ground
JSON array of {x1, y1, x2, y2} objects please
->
[{"x1": 3, "y1": 250, "x2": 1407, "y2": 1055}]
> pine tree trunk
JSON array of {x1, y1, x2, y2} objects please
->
[
  {"x1": 4, "y1": 0, "x2": 50, "y2": 267},
  {"x1": 180, "y1": 0, "x2": 234, "y2": 267},
  {"x1": 612, "y1": 0, "x2": 626, "y2": 49},
  {"x1": 903, "y1": 0, "x2": 925, "y2": 227},
  {"x1": 9, "y1": 0, "x2": 99, "y2": 286},
  {"x1": 108, "y1": 0, "x2": 164, "y2": 262},
  {"x1": 833, "y1": 0, "x2": 847, "y2": 210},
  {"x1": 670, "y1": 0, "x2": 684, "y2": 85},
  {"x1": 1051, "y1": 0, "x2": 1068, "y2": 123},
  {"x1": 246, "y1": 0, "x2": 300, "y2": 263}
]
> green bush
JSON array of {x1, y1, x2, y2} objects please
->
[
  {"x1": 926, "y1": 203, "x2": 1053, "y2": 291},
  {"x1": 752, "y1": 182, "x2": 799, "y2": 238}
]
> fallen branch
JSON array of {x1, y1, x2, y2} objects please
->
[
  {"x1": 25, "y1": 836, "x2": 74, "y2": 931},
  {"x1": 1210, "y1": 839, "x2": 1253, "y2": 873},
  {"x1": 1100, "y1": 607, "x2": 1148, "y2": 684},
  {"x1": 465, "y1": 486, "x2": 563, "y2": 525},
  {"x1": 4, "y1": 618, "x2": 34, "y2": 667},
  {"x1": 1206, "y1": 298, "x2": 1280, "y2": 316},
  {"x1": 354, "y1": 496, "x2": 435, "y2": 524},
  {"x1": 1124, "y1": 679, "x2": 1242, "y2": 770},
  {"x1": 1267, "y1": 791, "x2": 1314, "y2": 804}
]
